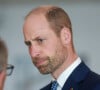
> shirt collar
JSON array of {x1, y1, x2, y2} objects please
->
[{"x1": 55, "y1": 57, "x2": 81, "y2": 88}]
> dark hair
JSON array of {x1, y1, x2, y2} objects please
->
[{"x1": 0, "y1": 38, "x2": 8, "y2": 71}]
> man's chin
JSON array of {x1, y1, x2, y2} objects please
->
[{"x1": 38, "y1": 66, "x2": 51, "y2": 74}]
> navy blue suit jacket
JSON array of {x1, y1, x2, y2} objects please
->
[{"x1": 40, "y1": 62, "x2": 100, "y2": 90}]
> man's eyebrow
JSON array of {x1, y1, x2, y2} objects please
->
[
  {"x1": 32, "y1": 36, "x2": 43, "y2": 41},
  {"x1": 24, "y1": 36, "x2": 39, "y2": 46},
  {"x1": 24, "y1": 36, "x2": 45, "y2": 45}
]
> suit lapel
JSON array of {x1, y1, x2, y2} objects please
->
[
  {"x1": 40, "y1": 82, "x2": 52, "y2": 90},
  {"x1": 62, "y1": 62, "x2": 90, "y2": 90}
]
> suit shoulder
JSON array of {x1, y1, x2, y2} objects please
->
[
  {"x1": 87, "y1": 71, "x2": 100, "y2": 83},
  {"x1": 81, "y1": 71, "x2": 100, "y2": 90}
]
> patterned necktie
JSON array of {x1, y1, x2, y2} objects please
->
[{"x1": 51, "y1": 81, "x2": 58, "y2": 90}]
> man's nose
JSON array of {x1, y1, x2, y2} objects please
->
[{"x1": 29, "y1": 45, "x2": 40, "y2": 57}]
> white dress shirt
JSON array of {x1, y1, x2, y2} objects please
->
[{"x1": 52, "y1": 57, "x2": 81, "y2": 90}]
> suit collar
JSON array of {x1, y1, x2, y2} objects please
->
[
  {"x1": 41, "y1": 62, "x2": 91, "y2": 90},
  {"x1": 62, "y1": 62, "x2": 90, "y2": 90}
]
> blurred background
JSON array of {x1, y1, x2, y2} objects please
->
[{"x1": 0, "y1": 0, "x2": 100, "y2": 90}]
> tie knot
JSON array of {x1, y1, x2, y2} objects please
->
[{"x1": 51, "y1": 81, "x2": 58, "y2": 90}]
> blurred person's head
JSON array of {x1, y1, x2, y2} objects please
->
[{"x1": 0, "y1": 38, "x2": 8, "y2": 90}]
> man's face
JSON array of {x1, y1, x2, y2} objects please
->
[{"x1": 23, "y1": 14, "x2": 67, "y2": 74}]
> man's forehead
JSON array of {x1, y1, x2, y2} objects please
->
[
  {"x1": 24, "y1": 30, "x2": 48, "y2": 41},
  {"x1": 26, "y1": 13, "x2": 45, "y2": 22}
]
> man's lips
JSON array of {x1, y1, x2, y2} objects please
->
[{"x1": 33, "y1": 58, "x2": 47, "y2": 67}]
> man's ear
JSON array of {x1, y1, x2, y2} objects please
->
[{"x1": 60, "y1": 27, "x2": 71, "y2": 45}]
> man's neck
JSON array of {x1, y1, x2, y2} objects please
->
[{"x1": 51, "y1": 52, "x2": 78, "y2": 79}]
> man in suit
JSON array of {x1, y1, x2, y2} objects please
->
[
  {"x1": 23, "y1": 5, "x2": 100, "y2": 90},
  {"x1": 0, "y1": 38, "x2": 14, "y2": 90}
]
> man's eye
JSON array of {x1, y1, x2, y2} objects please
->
[
  {"x1": 25, "y1": 41, "x2": 31, "y2": 46},
  {"x1": 36, "y1": 38, "x2": 46, "y2": 44},
  {"x1": 37, "y1": 39, "x2": 44, "y2": 43}
]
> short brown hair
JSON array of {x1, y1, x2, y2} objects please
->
[
  {"x1": 0, "y1": 38, "x2": 8, "y2": 72},
  {"x1": 45, "y1": 6, "x2": 72, "y2": 36},
  {"x1": 25, "y1": 5, "x2": 72, "y2": 37}
]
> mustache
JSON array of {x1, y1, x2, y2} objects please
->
[{"x1": 32, "y1": 56, "x2": 50, "y2": 63}]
